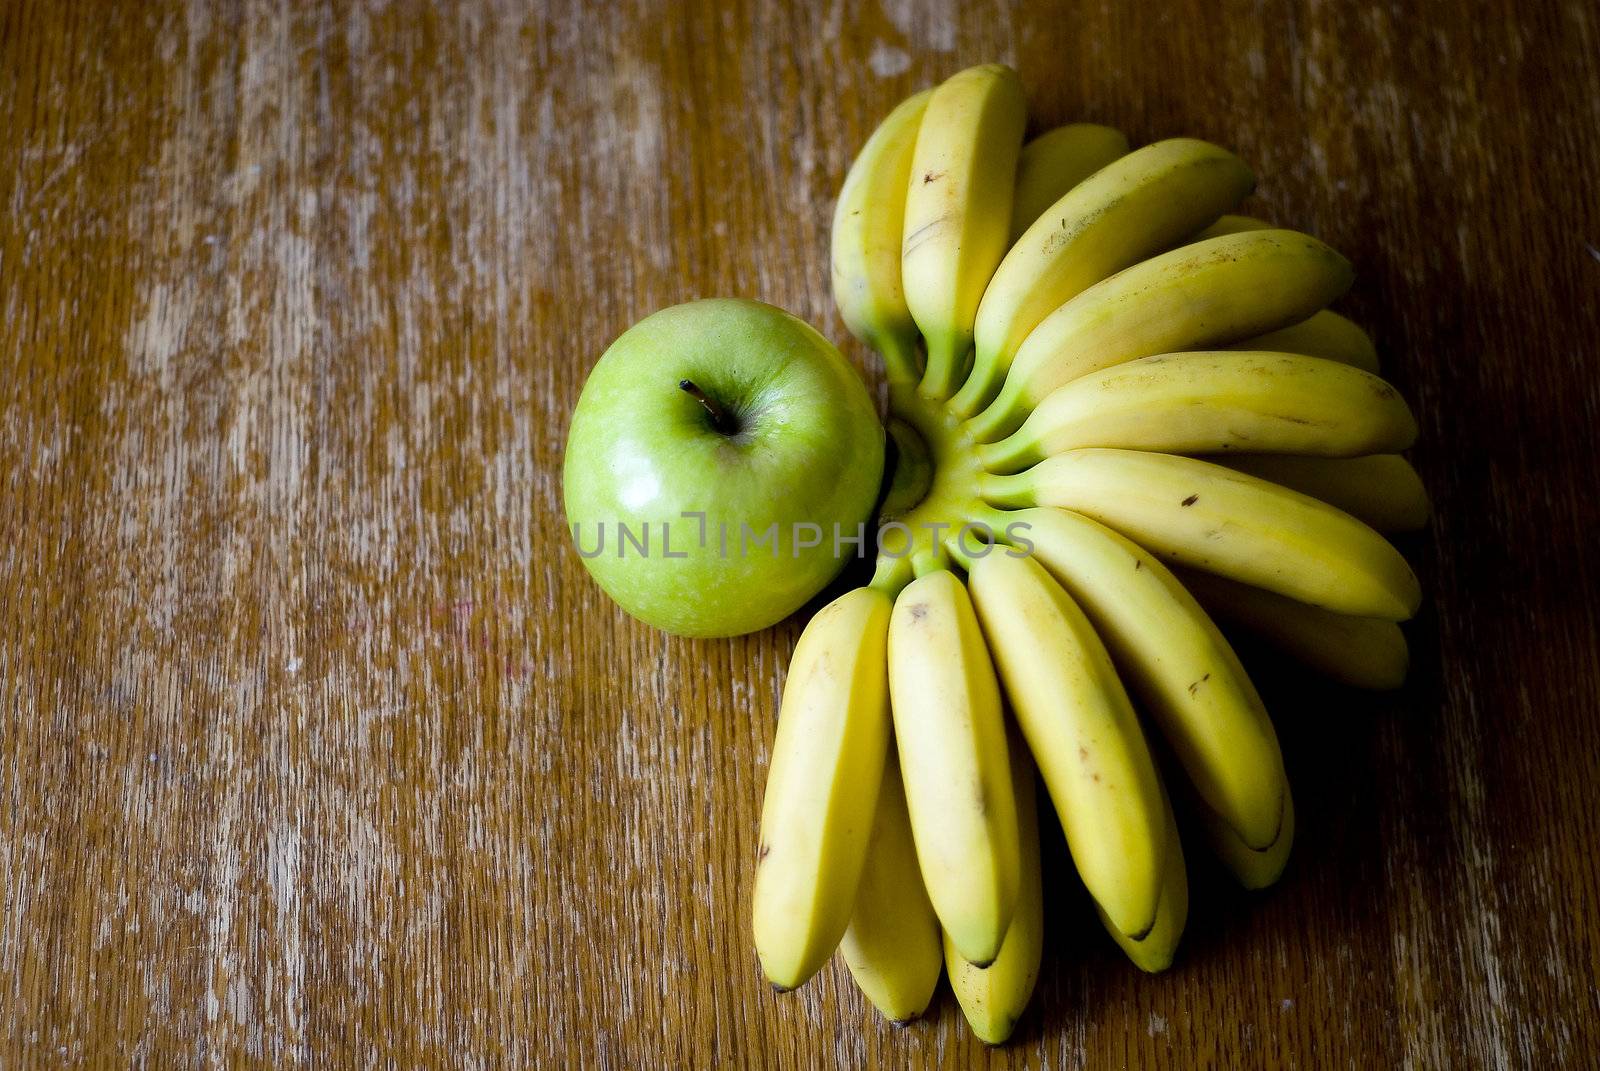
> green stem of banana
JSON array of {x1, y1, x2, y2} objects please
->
[
  {"x1": 918, "y1": 339, "x2": 966, "y2": 401},
  {"x1": 945, "y1": 357, "x2": 998, "y2": 420},
  {"x1": 942, "y1": 533, "x2": 979, "y2": 573},
  {"x1": 878, "y1": 335, "x2": 924, "y2": 391},
  {"x1": 976, "y1": 471, "x2": 1030, "y2": 510},
  {"x1": 962, "y1": 392, "x2": 1021, "y2": 446},
  {"x1": 974, "y1": 431, "x2": 1035, "y2": 476},
  {"x1": 969, "y1": 502, "x2": 1021, "y2": 533},
  {"x1": 869, "y1": 377, "x2": 996, "y2": 590},
  {"x1": 869, "y1": 553, "x2": 914, "y2": 596}
]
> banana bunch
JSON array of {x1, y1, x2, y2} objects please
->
[{"x1": 757, "y1": 63, "x2": 1425, "y2": 1042}]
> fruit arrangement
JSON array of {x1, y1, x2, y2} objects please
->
[{"x1": 752, "y1": 63, "x2": 1426, "y2": 1042}]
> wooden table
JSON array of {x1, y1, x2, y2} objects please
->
[{"x1": 3, "y1": 1, "x2": 1597, "y2": 1066}]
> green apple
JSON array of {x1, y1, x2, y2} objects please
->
[{"x1": 564, "y1": 298, "x2": 885, "y2": 637}]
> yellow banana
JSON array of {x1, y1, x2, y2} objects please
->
[
  {"x1": 1229, "y1": 309, "x2": 1380, "y2": 372},
  {"x1": 966, "y1": 229, "x2": 1354, "y2": 443},
  {"x1": 902, "y1": 64, "x2": 1027, "y2": 400},
  {"x1": 831, "y1": 89, "x2": 934, "y2": 385},
  {"x1": 752, "y1": 587, "x2": 893, "y2": 990},
  {"x1": 983, "y1": 449, "x2": 1421, "y2": 620},
  {"x1": 953, "y1": 139, "x2": 1255, "y2": 418},
  {"x1": 966, "y1": 551, "x2": 1166, "y2": 939},
  {"x1": 888, "y1": 569, "x2": 1021, "y2": 966},
  {"x1": 980, "y1": 351, "x2": 1418, "y2": 473},
  {"x1": 1213, "y1": 453, "x2": 1430, "y2": 532},
  {"x1": 1176, "y1": 567, "x2": 1409, "y2": 690},
  {"x1": 1008, "y1": 123, "x2": 1130, "y2": 241},
  {"x1": 1188, "y1": 213, "x2": 1274, "y2": 241},
  {"x1": 945, "y1": 730, "x2": 1043, "y2": 1044},
  {"x1": 1196, "y1": 780, "x2": 1295, "y2": 890},
  {"x1": 1101, "y1": 786, "x2": 1188, "y2": 970},
  {"x1": 839, "y1": 748, "x2": 943, "y2": 1023},
  {"x1": 996, "y1": 507, "x2": 1286, "y2": 851}
]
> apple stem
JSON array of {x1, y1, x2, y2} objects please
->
[{"x1": 679, "y1": 379, "x2": 737, "y2": 434}]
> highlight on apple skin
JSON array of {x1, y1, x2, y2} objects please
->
[{"x1": 563, "y1": 298, "x2": 885, "y2": 638}]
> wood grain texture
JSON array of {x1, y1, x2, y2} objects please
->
[{"x1": 2, "y1": 0, "x2": 1598, "y2": 1066}]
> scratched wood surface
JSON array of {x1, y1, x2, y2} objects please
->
[{"x1": 2, "y1": 0, "x2": 1598, "y2": 1067}]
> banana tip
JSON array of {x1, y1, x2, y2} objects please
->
[{"x1": 978, "y1": 1021, "x2": 1017, "y2": 1047}]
